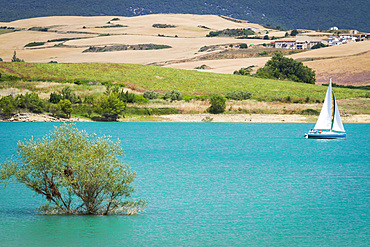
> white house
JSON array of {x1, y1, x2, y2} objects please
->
[{"x1": 272, "y1": 36, "x2": 323, "y2": 49}]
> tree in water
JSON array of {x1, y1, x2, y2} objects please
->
[{"x1": 0, "y1": 124, "x2": 147, "y2": 215}]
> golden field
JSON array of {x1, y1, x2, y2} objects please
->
[{"x1": 0, "y1": 14, "x2": 368, "y2": 86}]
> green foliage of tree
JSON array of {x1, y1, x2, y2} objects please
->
[
  {"x1": 49, "y1": 92, "x2": 62, "y2": 104},
  {"x1": 163, "y1": 90, "x2": 183, "y2": 101},
  {"x1": 94, "y1": 92, "x2": 125, "y2": 120},
  {"x1": 15, "y1": 93, "x2": 44, "y2": 113},
  {"x1": 225, "y1": 91, "x2": 252, "y2": 100},
  {"x1": 152, "y1": 23, "x2": 176, "y2": 28},
  {"x1": 207, "y1": 28, "x2": 255, "y2": 37},
  {"x1": 311, "y1": 43, "x2": 328, "y2": 49},
  {"x1": 233, "y1": 66, "x2": 254, "y2": 76},
  {"x1": 49, "y1": 103, "x2": 61, "y2": 117},
  {"x1": 208, "y1": 95, "x2": 226, "y2": 114},
  {"x1": 24, "y1": 42, "x2": 45, "y2": 47},
  {"x1": 0, "y1": 124, "x2": 147, "y2": 215},
  {"x1": 61, "y1": 86, "x2": 79, "y2": 103},
  {"x1": 143, "y1": 90, "x2": 159, "y2": 99},
  {"x1": 84, "y1": 95, "x2": 95, "y2": 105},
  {"x1": 290, "y1": 29, "x2": 298, "y2": 36},
  {"x1": 59, "y1": 99, "x2": 72, "y2": 118},
  {"x1": 0, "y1": 96, "x2": 15, "y2": 114},
  {"x1": 117, "y1": 90, "x2": 148, "y2": 104},
  {"x1": 11, "y1": 51, "x2": 24, "y2": 62},
  {"x1": 239, "y1": 43, "x2": 248, "y2": 49},
  {"x1": 255, "y1": 52, "x2": 316, "y2": 84}
]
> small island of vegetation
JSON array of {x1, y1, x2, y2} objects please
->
[{"x1": 0, "y1": 123, "x2": 147, "y2": 215}]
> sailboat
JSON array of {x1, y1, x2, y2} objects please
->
[{"x1": 305, "y1": 78, "x2": 346, "y2": 139}]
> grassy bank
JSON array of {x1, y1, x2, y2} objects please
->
[{"x1": 0, "y1": 62, "x2": 368, "y2": 102}]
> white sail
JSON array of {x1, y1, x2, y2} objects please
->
[
  {"x1": 314, "y1": 81, "x2": 332, "y2": 130},
  {"x1": 332, "y1": 92, "x2": 345, "y2": 132}
]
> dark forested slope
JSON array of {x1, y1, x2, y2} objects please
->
[{"x1": 0, "y1": 0, "x2": 369, "y2": 32}]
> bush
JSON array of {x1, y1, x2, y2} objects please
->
[
  {"x1": 311, "y1": 43, "x2": 328, "y2": 49},
  {"x1": 301, "y1": 109, "x2": 319, "y2": 115},
  {"x1": 208, "y1": 95, "x2": 226, "y2": 114},
  {"x1": 11, "y1": 51, "x2": 24, "y2": 62},
  {"x1": 143, "y1": 90, "x2": 159, "y2": 99},
  {"x1": 255, "y1": 52, "x2": 316, "y2": 84},
  {"x1": 24, "y1": 42, "x2": 45, "y2": 47},
  {"x1": 239, "y1": 43, "x2": 248, "y2": 49},
  {"x1": 152, "y1": 24, "x2": 176, "y2": 28},
  {"x1": 290, "y1": 29, "x2": 299, "y2": 36},
  {"x1": 163, "y1": 90, "x2": 183, "y2": 101},
  {"x1": 233, "y1": 66, "x2": 254, "y2": 75},
  {"x1": 0, "y1": 96, "x2": 15, "y2": 114},
  {"x1": 0, "y1": 123, "x2": 146, "y2": 215},
  {"x1": 49, "y1": 92, "x2": 62, "y2": 104},
  {"x1": 225, "y1": 91, "x2": 252, "y2": 100}
]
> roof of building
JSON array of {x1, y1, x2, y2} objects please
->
[{"x1": 274, "y1": 38, "x2": 297, "y2": 42}]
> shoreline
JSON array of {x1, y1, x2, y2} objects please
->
[{"x1": 1, "y1": 113, "x2": 369, "y2": 123}]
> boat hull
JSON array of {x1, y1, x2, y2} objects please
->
[{"x1": 305, "y1": 132, "x2": 346, "y2": 139}]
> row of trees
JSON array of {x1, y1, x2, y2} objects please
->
[{"x1": 0, "y1": 87, "x2": 190, "y2": 120}]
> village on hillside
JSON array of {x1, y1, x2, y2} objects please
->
[{"x1": 270, "y1": 29, "x2": 369, "y2": 50}]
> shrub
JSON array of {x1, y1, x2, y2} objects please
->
[
  {"x1": 301, "y1": 109, "x2": 319, "y2": 115},
  {"x1": 0, "y1": 123, "x2": 146, "y2": 215},
  {"x1": 143, "y1": 90, "x2": 159, "y2": 99},
  {"x1": 233, "y1": 66, "x2": 254, "y2": 75},
  {"x1": 195, "y1": 64, "x2": 207, "y2": 69},
  {"x1": 49, "y1": 92, "x2": 62, "y2": 104},
  {"x1": 208, "y1": 95, "x2": 226, "y2": 114},
  {"x1": 255, "y1": 52, "x2": 316, "y2": 84},
  {"x1": 239, "y1": 43, "x2": 248, "y2": 49},
  {"x1": 290, "y1": 29, "x2": 299, "y2": 36},
  {"x1": 225, "y1": 91, "x2": 252, "y2": 100},
  {"x1": 24, "y1": 42, "x2": 45, "y2": 47},
  {"x1": 11, "y1": 51, "x2": 24, "y2": 62},
  {"x1": 0, "y1": 96, "x2": 15, "y2": 114},
  {"x1": 152, "y1": 24, "x2": 176, "y2": 28},
  {"x1": 311, "y1": 43, "x2": 328, "y2": 49},
  {"x1": 164, "y1": 90, "x2": 183, "y2": 101},
  {"x1": 118, "y1": 91, "x2": 148, "y2": 103}
]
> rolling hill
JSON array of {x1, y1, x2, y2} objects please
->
[
  {"x1": 0, "y1": 0, "x2": 369, "y2": 32},
  {"x1": 0, "y1": 14, "x2": 368, "y2": 86}
]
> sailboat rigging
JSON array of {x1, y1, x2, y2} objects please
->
[{"x1": 305, "y1": 78, "x2": 346, "y2": 139}]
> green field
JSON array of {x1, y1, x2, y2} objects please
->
[{"x1": 0, "y1": 62, "x2": 367, "y2": 102}]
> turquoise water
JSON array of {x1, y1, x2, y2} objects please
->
[{"x1": 0, "y1": 122, "x2": 369, "y2": 246}]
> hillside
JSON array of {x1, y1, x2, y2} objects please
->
[
  {"x1": 0, "y1": 62, "x2": 367, "y2": 101},
  {"x1": 0, "y1": 14, "x2": 369, "y2": 86},
  {"x1": 0, "y1": 0, "x2": 369, "y2": 32}
]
